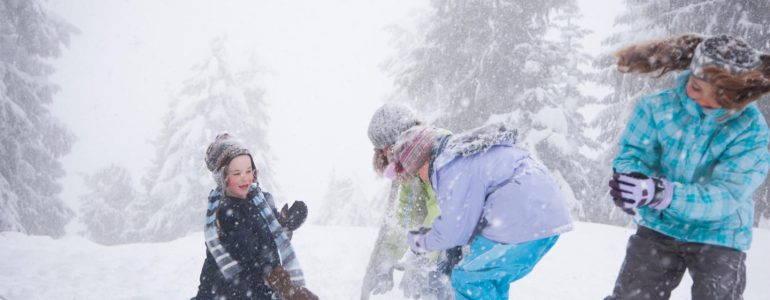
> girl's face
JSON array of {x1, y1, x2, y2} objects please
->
[
  {"x1": 416, "y1": 162, "x2": 430, "y2": 183},
  {"x1": 224, "y1": 154, "x2": 254, "y2": 199},
  {"x1": 686, "y1": 76, "x2": 721, "y2": 109},
  {"x1": 382, "y1": 146, "x2": 392, "y2": 161}
]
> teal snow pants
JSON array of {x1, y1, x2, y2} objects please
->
[{"x1": 451, "y1": 235, "x2": 559, "y2": 300}]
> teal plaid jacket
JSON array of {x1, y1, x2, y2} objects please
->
[{"x1": 613, "y1": 71, "x2": 770, "y2": 251}]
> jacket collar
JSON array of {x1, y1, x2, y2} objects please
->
[
  {"x1": 675, "y1": 71, "x2": 741, "y2": 123},
  {"x1": 428, "y1": 133, "x2": 451, "y2": 183}
]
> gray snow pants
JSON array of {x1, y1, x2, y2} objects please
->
[{"x1": 605, "y1": 226, "x2": 746, "y2": 300}]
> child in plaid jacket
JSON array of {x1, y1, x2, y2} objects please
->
[{"x1": 606, "y1": 34, "x2": 770, "y2": 300}]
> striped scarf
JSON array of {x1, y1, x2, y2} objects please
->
[
  {"x1": 250, "y1": 189, "x2": 306, "y2": 287},
  {"x1": 204, "y1": 186, "x2": 306, "y2": 287},
  {"x1": 204, "y1": 188, "x2": 242, "y2": 280}
]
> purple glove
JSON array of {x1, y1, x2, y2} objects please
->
[
  {"x1": 407, "y1": 227, "x2": 430, "y2": 254},
  {"x1": 609, "y1": 171, "x2": 673, "y2": 213}
]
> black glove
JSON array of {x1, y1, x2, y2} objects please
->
[
  {"x1": 438, "y1": 246, "x2": 463, "y2": 276},
  {"x1": 424, "y1": 270, "x2": 452, "y2": 300},
  {"x1": 609, "y1": 170, "x2": 673, "y2": 216},
  {"x1": 607, "y1": 168, "x2": 638, "y2": 216},
  {"x1": 277, "y1": 201, "x2": 308, "y2": 231}
]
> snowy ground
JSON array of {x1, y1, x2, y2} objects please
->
[{"x1": 1, "y1": 222, "x2": 768, "y2": 299}]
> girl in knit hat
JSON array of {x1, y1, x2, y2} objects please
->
[
  {"x1": 606, "y1": 34, "x2": 770, "y2": 300},
  {"x1": 193, "y1": 133, "x2": 317, "y2": 300},
  {"x1": 362, "y1": 103, "x2": 461, "y2": 300},
  {"x1": 390, "y1": 123, "x2": 573, "y2": 300}
]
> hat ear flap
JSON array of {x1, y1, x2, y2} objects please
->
[{"x1": 213, "y1": 167, "x2": 227, "y2": 188}]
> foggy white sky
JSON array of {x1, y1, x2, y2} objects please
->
[{"x1": 48, "y1": 0, "x2": 622, "y2": 230}]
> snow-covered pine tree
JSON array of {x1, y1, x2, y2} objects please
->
[
  {"x1": 0, "y1": 0, "x2": 76, "y2": 237},
  {"x1": 537, "y1": 2, "x2": 605, "y2": 220},
  {"x1": 388, "y1": 0, "x2": 565, "y2": 129},
  {"x1": 130, "y1": 37, "x2": 278, "y2": 242},
  {"x1": 313, "y1": 170, "x2": 378, "y2": 227},
  {"x1": 386, "y1": 0, "x2": 601, "y2": 220},
  {"x1": 591, "y1": 0, "x2": 676, "y2": 225},
  {"x1": 594, "y1": 0, "x2": 770, "y2": 225},
  {"x1": 79, "y1": 165, "x2": 136, "y2": 245}
]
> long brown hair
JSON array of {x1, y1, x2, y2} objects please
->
[
  {"x1": 614, "y1": 34, "x2": 770, "y2": 110},
  {"x1": 704, "y1": 54, "x2": 770, "y2": 109},
  {"x1": 372, "y1": 148, "x2": 388, "y2": 175}
]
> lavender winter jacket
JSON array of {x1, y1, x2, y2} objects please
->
[{"x1": 414, "y1": 142, "x2": 573, "y2": 251}]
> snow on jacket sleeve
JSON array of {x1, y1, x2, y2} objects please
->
[
  {"x1": 667, "y1": 121, "x2": 770, "y2": 222},
  {"x1": 613, "y1": 97, "x2": 662, "y2": 175},
  {"x1": 420, "y1": 156, "x2": 486, "y2": 252}
]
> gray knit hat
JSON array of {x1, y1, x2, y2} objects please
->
[
  {"x1": 690, "y1": 35, "x2": 762, "y2": 80},
  {"x1": 367, "y1": 103, "x2": 421, "y2": 150},
  {"x1": 205, "y1": 133, "x2": 256, "y2": 187}
]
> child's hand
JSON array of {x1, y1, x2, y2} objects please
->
[
  {"x1": 407, "y1": 227, "x2": 431, "y2": 254},
  {"x1": 278, "y1": 201, "x2": 308, "y2": 231},
  {"x1": 264, "y1": 266, "x2": 319, "y2": 300},
  {"x1": 409, "y1": 227, "x2": 431, "y2": 235},
  {"x1": 609, "y1": 171, "x2": 673, "y2": 212}
]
